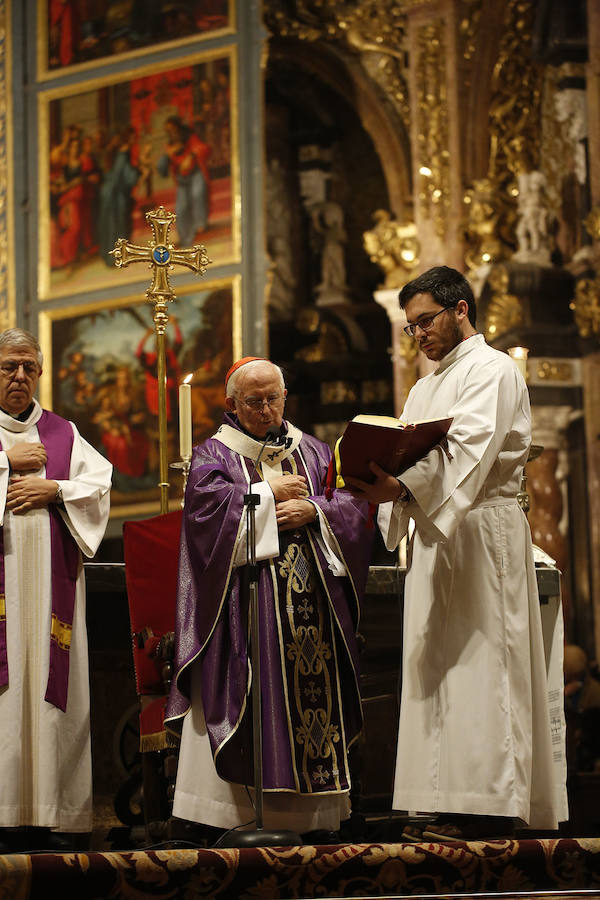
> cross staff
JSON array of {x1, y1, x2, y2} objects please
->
[{"x1": 111, "y1": 205, "x2": 211, "y2": 513}]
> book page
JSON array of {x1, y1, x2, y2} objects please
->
[
  {"x1": 352, "y1": 414, "x2": 403, "y2": 428},
  {"x1": 351, "y1": 414, "x2": 451, "y2": 428}
]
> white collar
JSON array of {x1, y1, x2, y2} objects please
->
[
  {"x1": 213, "y1": 420, "x2": 304, "y2": 471},
  {"x1": 0, "y1": 398, "x2": 43, "y2": 433},
  {"x1": 436, "y1": 333, "x2": 485, "y2": 373}
]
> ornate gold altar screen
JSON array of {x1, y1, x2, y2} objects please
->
[{"x1": 111, "y1": 206, "x2": 211, "y2": 513}]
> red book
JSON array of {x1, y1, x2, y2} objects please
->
[{"x1": 332, "y1": 414, "x2": 453, "y2": 487}]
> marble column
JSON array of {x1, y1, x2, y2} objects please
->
[{"x1": 528, "y1": 405, "x2": 574, "y2": 632}]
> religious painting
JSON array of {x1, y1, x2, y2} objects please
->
[
  {"x1": 38, "y1": 48, "x2": 239, "y2": 300},
  {"x1": 38, "y1": 0, "x2": 234, "y2": 79},
  {"x1": 38, "y1": 277, "x2": 241, "y2": 517}
]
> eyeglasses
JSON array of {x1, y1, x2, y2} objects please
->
[
  {"x1": 403, "y1": 306, "x2": 456, "y2": 337},
  {"x1": 238, "y1": 395, "x2": 284, "y2": 411},
  {"x1": 0, "y1": 361, "x2": 40, "y2": 377}
]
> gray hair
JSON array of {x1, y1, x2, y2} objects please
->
[
  {"x1": 226, "y1": 359, "x2": 285, "y2": 398},
  {"x1": 0, "y1": 328, "x2": 43, "y2": 366}
]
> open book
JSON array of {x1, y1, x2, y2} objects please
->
[{"x1": 331, "y1": 413, "x2": 453, "y2": 488}]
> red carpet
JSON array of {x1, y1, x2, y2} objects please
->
[{"x1": 2, "y1": 837, "x2": 600, "y2": 899}]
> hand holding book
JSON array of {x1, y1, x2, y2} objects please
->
[{"x1": 325, "y1": 413, "x2": 453, "y2": 505}]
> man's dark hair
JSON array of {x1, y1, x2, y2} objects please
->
[{"x1": 399, "y1": 265, "x2": 477, "y2": 327}]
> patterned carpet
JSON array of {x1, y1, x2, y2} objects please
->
[{"x1": 1, "y1": 837, "x2": 600, "y2": 899}]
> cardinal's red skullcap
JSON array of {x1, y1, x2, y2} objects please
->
[{"x1": 224, "y1": 357, "x2": 266, "y2": 388}]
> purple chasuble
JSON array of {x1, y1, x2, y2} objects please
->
[
  {"x1": 0, "y1": 410, "x2": 77, "y2": 712},
  {"x1": 166, "y1": 414, "x2": 374, "y2": 794}
]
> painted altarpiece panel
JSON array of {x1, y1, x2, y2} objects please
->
[
  {"x1": 37, "y1": 0, "x2": 234, "y2": 80},
  {"x1": 39, "y1": 276, "x2": 241, "y2": 517},
  {"x1": 37, "y1": 47, "x2": 239, "y2": 300}
]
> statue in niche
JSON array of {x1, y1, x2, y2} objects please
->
[
  {"x1": 266, "y1": 159, "x2": 297, "y2": 322},
  {"x1": 554, "y1": 88, "x2": 587, "y2": 186},
  {"x1": 553, "y1": 84, "x2": 591, "y2": 268},
  {"x1": 514, "y1": 170, "x2": 552, "y2": 264},
  {"x1": 311, "y1": 200, "x2": 350, "y2": 306},
  {"x1": 362, "y1": 210, "x2": 420, "y2": 289}
]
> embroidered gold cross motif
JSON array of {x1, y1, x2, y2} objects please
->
[
  {"x1": 298, "y1": 598, "x2": 313, "y2": 620},
  {"x1": 312, "y1": 765, "x2": 330, "y2": 785},
  {"x1": 305, "y1": 681, "x2": 321, "y2": 703}
]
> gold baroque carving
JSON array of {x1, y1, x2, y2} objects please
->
[
  {"x1": 457, "y1": 0, "x2": 483, "y2": 107},
  {"x1": 584, "y1": 206, "x2": 600, "y2": 243},
  {"x1": 463, "y1": 178, "x2": 503, "y2": 272},
  {"x1": 415, "y1": 19, "x2": 449, "y2": 239},
  {"x1": 484, "y1": 264, "x2": 524, "y2": 341},
  {"x1": 459, "y1": 0, "x2": 482, "y2": 65},
  {"x1": 488, "y1": 0, "x2": 543, "y2": 181},
  {"x1": 362, "y1": 210, "x2": 420, "y2": 289},
  {"x1": 571, "y1": 278, "x2": 600, "y2": 341},
  {"x1": 463, "y1": 0, "x2": 543, "y2": 269},
  {"x1": 535, "y1": 360, "x2": 575, "y2": 383},
  {"x1": 263, "y1": 0, "x2": 410, "y2": 127}
]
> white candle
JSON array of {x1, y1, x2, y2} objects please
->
[
  {"x1": 508, "y1": 346, "x2": 528, "y2": 380},
  {"x1": 179, "y1": 380, "x2": 192, "y2": 459}
]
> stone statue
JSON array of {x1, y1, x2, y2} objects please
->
[
  {"x1": 514, "y1": 170, "x2": 551, "y2": 265},
  {"x1": 554, "y1": 88, "x2": 587, "y2": 185},
  {"x1": 312, "y1": 201, "x2": 350, "y2": 305}
]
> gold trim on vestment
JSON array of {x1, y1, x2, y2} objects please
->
[
  {"x1": 0, "y1": 593, "x2": 5, "y2": 620},
  {"x1": 305, "y1": 527, "x2": 363, "y2": 759},
  {"x1": 50, "y1": 612, "x2": 72, "y2": 650},
  {"x1": 273, "y1": 525, "x2": 350, "y2": 794}
]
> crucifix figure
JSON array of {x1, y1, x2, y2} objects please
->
[{"x1": 111, "y1": 205, "x2": 211, "y2": 513}]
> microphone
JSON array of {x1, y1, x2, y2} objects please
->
[{"x1": 249, "y1": 427, "x2": 281, "y2": 488}]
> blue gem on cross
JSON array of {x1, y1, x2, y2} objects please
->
[{"x1": 152, "y1": 246, "x2": 171, "y2": 265}]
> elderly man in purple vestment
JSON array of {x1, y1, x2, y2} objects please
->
[
  {"x1": 0, "y1": 328, "x2": 112, "y2": 852},
  {"x1": 165, "y1": 357, "x2": 374, "y2": 842}
]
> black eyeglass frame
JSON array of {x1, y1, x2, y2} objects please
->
[{"x1": 403, "y1": 304, "x2": 458, "y2": 338}]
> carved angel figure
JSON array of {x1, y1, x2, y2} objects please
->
[{"x1": 362, "y1": 210, "x2": 420, "y2": 289}]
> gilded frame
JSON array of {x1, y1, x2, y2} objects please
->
[
  {"x1": 1, "y1": 0, "x2": 14, "y2": 330},
  {"x1": 36, "y1": 0, "x2": 235, "y2": 82},
  {"x1": 38, "y1": 275, "x2": 241, "y2": 518},
  {"x1": 38, "y1": 46, "x2": 240, "y2": 300}
]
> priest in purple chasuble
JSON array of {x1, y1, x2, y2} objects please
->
[
  {"x1": 0, "y1": 329, "x2": 112, "y2": 847},
  {"x1": 165, "y1": 358, "x2": 374, "y2": 836}
]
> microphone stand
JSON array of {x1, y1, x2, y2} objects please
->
[{"x1": 220, "y1": 429, "x2": 303, "y2": 848}]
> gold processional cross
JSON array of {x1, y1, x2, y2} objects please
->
[{"x1": 111, "y1": 206, "x2": 211, "y2": 514}]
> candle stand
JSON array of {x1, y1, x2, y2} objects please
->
[{"x1": 170, "y1": 456, "x2": 192, "y2": 506}]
